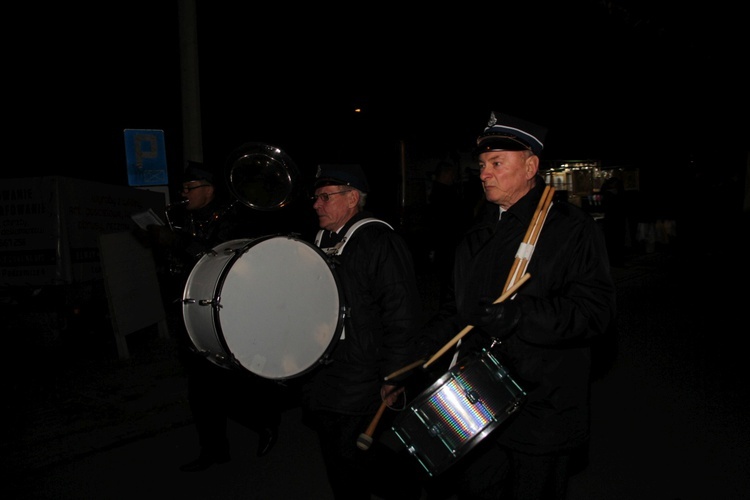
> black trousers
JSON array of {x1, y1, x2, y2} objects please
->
[
  {"x1": 185, "y1": 352, "x2": 282, "y2": 459},
  {"x1": 423, "y1": 439, "x2": 574, "y2": 500},
  {"x1": 308, "y1": 409, "x2": 424, "y2": 500}
]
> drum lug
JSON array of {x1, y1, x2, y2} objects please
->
[
  {"x1": 506, "y1": 400, "x2": 523, "y2": 415},
  {"x1": 182, "y1": 297, "x2": 221, "y2": 308},
  {"x1": 465, "y1": 390, "x2": 480, "y2": 404}
]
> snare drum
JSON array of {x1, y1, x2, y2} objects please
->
[
  {"x1": 391, "y1": 349, "x2": 526, "y2": 477},
  {"x1": 182, "y1": 235, "x2": 344, "y2": 380}
]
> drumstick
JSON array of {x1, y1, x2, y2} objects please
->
[
  {"x1": 518, "y1": 186, "x2": 555, "y2": 280},
  {"x1": 422, "y1": 272, "x2": 531, "y2": 370},
  {"x1": 528, "y1": 186, "x2": 555, "y2": 247},
  {"x1": 384, "y1": 358, "x2": 426, "y2": 382},
  {"x1": 503, "y1": 187, "x2": 547, "y2": 293},
  {"x1": 503, "y1": 186, "x2": 554, "y2": 293},
  {"x1": 356, "y1": 399, "x2": 389, "y2": 451},
  {"x1": 511, "y1": 188, "x2": 553, "y2": 293}
]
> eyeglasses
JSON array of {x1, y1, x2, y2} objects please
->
[
  {"x1": 310, "y1": 190, "x2": 351, "y2": 202},
  {"x1": 181, "y1": 184, "x2": 211, "y2": 192}
]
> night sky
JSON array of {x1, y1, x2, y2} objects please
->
[{"x1": 10, "y1": 1, "x2": 748, "y2": 202}]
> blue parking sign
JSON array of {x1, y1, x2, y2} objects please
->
[{"x1": 124, "y1": 129, "x2": 168, "y2": 186}]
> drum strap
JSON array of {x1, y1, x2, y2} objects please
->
[
  {"x1": 315, "y1": 217, "x2": 393, "y2": 256},
  {"x1": 315, "y1": 218, "x2": 393, "y2": 341}
]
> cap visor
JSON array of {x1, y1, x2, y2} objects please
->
[{"x1": 473, "y1": 136, "x2": 532, "y2": 156}]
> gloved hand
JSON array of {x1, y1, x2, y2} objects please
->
[{"x1": 468, "y1": 299, "x2": 521, "y2": 340}]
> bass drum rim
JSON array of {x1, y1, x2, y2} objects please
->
[{"x1": 183, "y1": 235, "x2": 345, "y2": 380}]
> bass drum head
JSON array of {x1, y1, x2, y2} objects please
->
[
  {"x1": 217, "y1": 235, "x2": 343, "y2": 380},
  {"x1": 225, "y1": 142, "x2": 301, "y2": 211}
]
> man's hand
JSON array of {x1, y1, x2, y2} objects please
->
[
  {"x1": 381, "y1": 384, "x2": 405, "y2": 408},
  {"x1": 468, "y1": 299, "x2": 521, "y2": 339}
]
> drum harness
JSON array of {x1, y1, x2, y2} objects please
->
[
  {"x1": 314, "y1": 217, "x2": 393, "y2": 342},
  {"x1": 314, "y1": 217, "x2": 393, "y2": 256}
]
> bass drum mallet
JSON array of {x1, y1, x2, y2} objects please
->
[{"x1": 356, "y1": 399, "x2": 388, "y2": 451}]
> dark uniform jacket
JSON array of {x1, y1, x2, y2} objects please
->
[
  {"x1": 304, "y1": 211, "x2": 422, "y2": 415},
  {"x1": 423, "y1": 178, "x2": 616, "y2": 454},
  {"x1": 172, "y1": 200, "x2": 246, "y2": 267},
  {"x1": 152, "y1": 199, "x2": 250, "y2": 293}
]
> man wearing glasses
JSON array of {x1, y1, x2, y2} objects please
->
[
  {"x1": 302, "y1": 164, "x2": 424, "y2": 499},
  {"x1": 147, "y1": 162, "x2": 282, "y2": 472},
  {"x1": 152, "y1": 163, "x2": 240, "y2": 297}
]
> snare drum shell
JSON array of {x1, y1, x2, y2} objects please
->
[{"x1": 392, "y1": 350, "x2": 526, "y2": 477}]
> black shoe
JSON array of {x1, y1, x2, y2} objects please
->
[
  {"x1": 179, "y1": 453, "x2": 230, "y2": 472},
  {"x1": 256, "y1": 427, "x2": 278, "y2": 457}
]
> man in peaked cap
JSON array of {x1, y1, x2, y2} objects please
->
[
  {"x1": 182, "y1": 160, "x2": 215, "y2": 184},
  {"x1": 474, "y1": 111, "x2": 548, "y2": 158},
  {"x1": 467, "y1": 112, "x2": 549, "y2": 214},
  {"x1": 313, "y1": 163, "x2": 371, "y2": 193},
  {"x1": 417, "y1": 112, "x2": 615, "y2": 499},
  {"x1": 148, "y1": 159, "x2": 282, "y2": 471},
  {"x1": 303, "y1": 163, "x2": 424, "y2": 499},
  {"x1": 178, "y1": 161, "x2": 217, "y2": 213}
]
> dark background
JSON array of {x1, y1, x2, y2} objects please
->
[
  {"x1": 5, "y1": 6, "x2": 750, "y2": 498},
  {"x1": 7, "y1": 1, "x2": 748, "y2": 218}
]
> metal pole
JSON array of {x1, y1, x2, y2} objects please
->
[
  {"x1": 399, "y1": 139, "x2": 406, "y2": 228},
  {"x1": 178, "y1": 0, "x2": 203, "y2": 168}
]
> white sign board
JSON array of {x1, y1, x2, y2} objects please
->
[{"x1": 0, "y1": 177, "x2": 165, "y2": 286}]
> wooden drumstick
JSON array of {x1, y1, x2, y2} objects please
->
[
  {"x1": 422, "y1": 272, "x2": 531, "y2": 370},
  {"x1": 356, "y1": 399, "x2": 388, "y2": 451},
  {"x1": 384, "y1": 358, "x2": 426, "y2": 382},
  {"x1": 503, "y1": 185, "x2": 554, "y2": 293},
  {"x1": 503, "y1": 194, "x2": 543, "y2": 292}
]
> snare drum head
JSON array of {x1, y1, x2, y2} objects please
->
[{"x1": 217, "y1": 235, "x2": 343, "y2": 379}]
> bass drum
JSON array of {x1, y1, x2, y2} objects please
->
[{"x1": 182, "y1": 235, "x2": 344, "y2": 380}]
